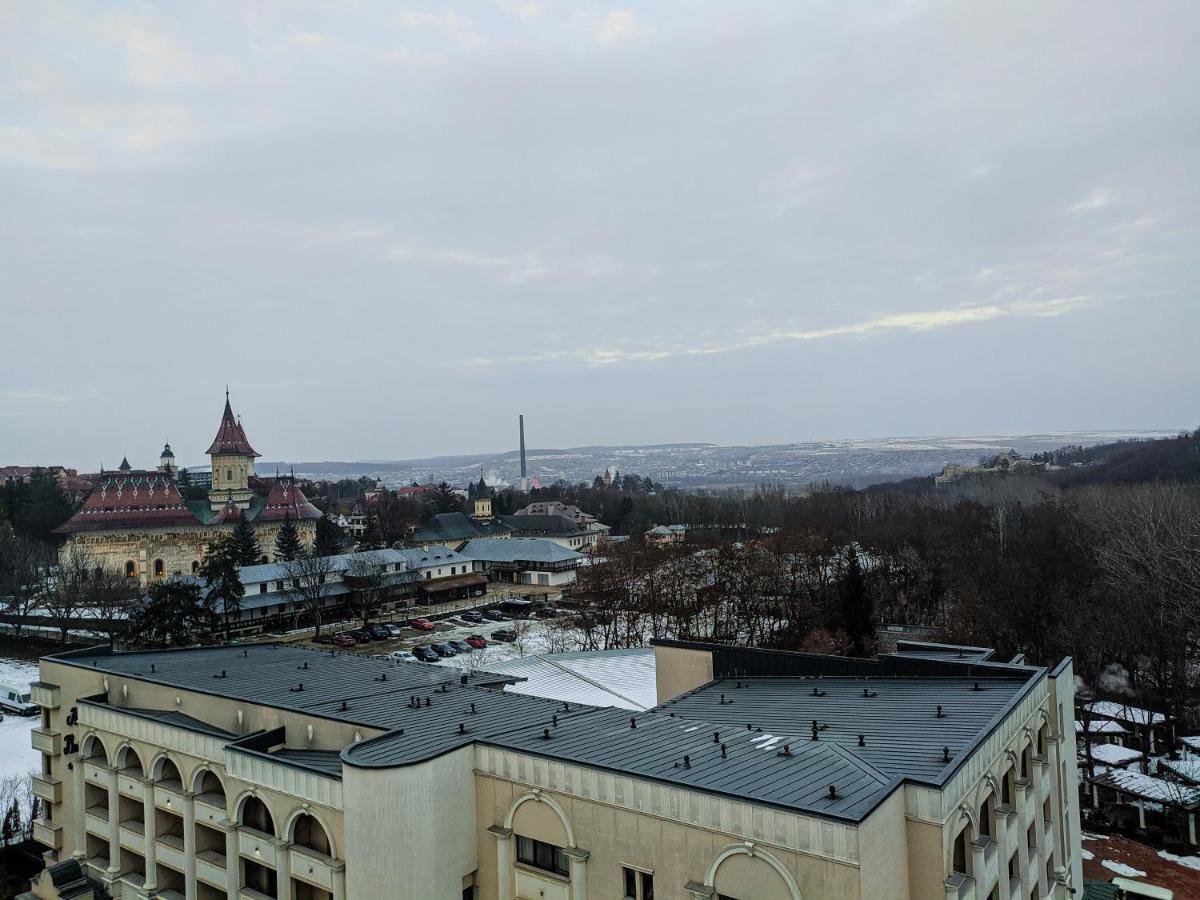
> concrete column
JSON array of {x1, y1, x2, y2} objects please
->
[
  {"x1": 222, "y1": 820, "x2": 240, "y2": 898},
  {"x1": 71, "y1": 754, "x2": 86, "y2": 861},
  {"x1": 106, "y1": 766, "x2": 121, "y2": 876},
  {"x1": 182, "y1": 791, "x2": 196, "y2": 900},
  {"x1": 564, "y1": 847, "x2": 589, "y2": 900},
  {"x1": 1189, "y1": 812, "x2": 1196, "y2": 846},
  {"x1": 970, "y1": 840, "x2": 986, "y2": 886},
  {"x1": 141, "y1": 778, "x2": 157, "y2": 892},
  {"x1": 488, "y1": 825, "x2": 512, "y2": 900},
  {"x1": 1138, "y1": 798, "x2": 1146, "y2": 829},
  {"x1": 331, "y1": 860, "x2": 346, "y2": 900},
  {"x1": 276, "y1": 839, "x2": 292, "y2": 900}
]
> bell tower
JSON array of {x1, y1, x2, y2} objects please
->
[{"x1": 206, "y1": 389, "x2": 260, "y2": 511}]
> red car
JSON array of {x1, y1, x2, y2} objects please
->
[
  {"x1": 466, "y1": 635, "x2": 488, "y2": 649},
  {"x1": 331, "y1": 633, "x2": 357, "y2": 647},
  {"x1": 409, "y1": 617, "x2": 435, "y2": 631}
]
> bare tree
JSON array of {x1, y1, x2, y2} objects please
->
[
  {"x1": 291, "y1": 552, "x2": 339, "y2": 639},
  {"x1": 41, "y1": 545, "x2": 94, "y2": 646},
  {"x1": 83, "y1": 565, "x2": 137, "y2": 647},
  {"x1": 344, "y1": 552, "x2": 385, "y2": 626},
  {"x1": 0, "y1": 526, "x2": 50, "y2": 638}
]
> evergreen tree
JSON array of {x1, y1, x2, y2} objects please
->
[
  {"x1": 313, "y1": 515, "x2": 345, "y2": 557},
  {"x1": 199, "y1": 537, "x2": 243, "y2": 641},
  {"x1": 434, "y1": 481, "x2": 461, "y2": 513},
  {"x1": 229, "y1": 514, "x2": 261, "y2": 566},
  {"x1": 274, "y1": 512, "x2": 303, "y2": 562},
  {"x1": 357, "y1": 514, "x2": 384, "y2": 550},
  {"x1": 838, "y1": 544, "x2": 873, "y2": 657},
  {"x1": 129, "y1": 579, "x2": 217, "y2": 648}
]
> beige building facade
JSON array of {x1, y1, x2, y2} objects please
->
[{"x1": 29, "y1": 639, "x2": 1082, "y2": 900}]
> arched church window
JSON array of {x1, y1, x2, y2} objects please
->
[
  {"x1": 154, "y1": 559, "x2": 165, "y2": 577},
  {"x1": 125, "y1": 561, "x2": 136, "y2": 578},
  {"x1": 191, "y1": 561, "x2": 200, "y2": 574},
  {"x1": 226, "y1": 469, "x2": 232, "y2": 481}
]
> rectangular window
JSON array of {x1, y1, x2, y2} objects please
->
[
  {"x1": 516, "y1": 836, "x2": 569, "y2": 878},
  {"x1": 259, "y1": 584, "x2": 267, "y2": 594},
  {"x1": 623, "y1": 867, "x2": 654, "y2": 900}
]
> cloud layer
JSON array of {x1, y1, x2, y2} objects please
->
[{"x1": 0, "y1": 1, "x2": 1196, "y2": 465}]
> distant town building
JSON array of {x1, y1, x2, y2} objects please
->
[
  {"x1": 54, "y1": 392, "x2": 321, "y2": 586},
  {"x1": 0, "y1": 464, "x2": 94, "y2": 502},
  {"x1": 935, "y1": 450, "x2": 1060, "y2": 485}
]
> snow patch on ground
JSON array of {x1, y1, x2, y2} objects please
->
[
  {"x1": 1081, "y1": 848, "x2": 1094, "y2": 860},
  {"x1": 1101, "y1": 860, "x2": 1147, "y2": 878},
  {"x1": 0, "y1": 657, "x2": 40, "y2": 783},
  {"x1": 1158, "y1": 850, "x2": 1200, "y2": 871},
  {"x1": 1082, "y1": 832, "x2": 1109, "y2": 842}
]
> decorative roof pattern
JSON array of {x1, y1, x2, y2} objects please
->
[
  {"x1": 205, "y1": 395, "x2": 260, "y2": 457},
  {"x1": 254, "y1": 478, "x2": 322, "y2": 522},
  {"x1": 55, "y1": 472, "x2": 198, "y2": 534}
]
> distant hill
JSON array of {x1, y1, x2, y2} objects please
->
[{"x1": 1047, "y1": 429, "x2": 1199, "y2": 487}]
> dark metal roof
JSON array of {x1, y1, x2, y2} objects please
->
[{"x1": 48, "y1": 640, "x2": 1046, "y2": 824}]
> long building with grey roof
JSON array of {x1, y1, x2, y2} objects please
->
[{"x1": 27, "y1": 637, "x2": 1082, "y2": 900}]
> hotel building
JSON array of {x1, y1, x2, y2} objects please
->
[{"x1": 27, "y1": 639, "x2": 1082, "y2": 899}]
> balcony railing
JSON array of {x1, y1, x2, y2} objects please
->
[
  {"x1": 32, "y1": 773, "x2": 62, "y2": 805},
  {"x1": 30, "y1": 726, "x2": 61, "y2": 756},
  {"x1": 290, "y1": 844, "x2": 338, "y2": 890},
  {"x1": 195, "y1": 849, "x2": 228, "y2": 888},
  {"x1": 238, "y1": 827, "x2": 278, "y2": 866},
  {"x1": 153, "y1": 783, "x2": 185, "y2": 812},
  {"x1": 84, "y1": 760, "x2": 113, "y2": 787},
  {"x1": 30, "y1": 681, "x2": 60, "y2": 709},
  {"x1": 32, "y1": 818, "x2": 63, "y2": 850},
  {"x1": 118, "y1": 819, "x2": 145, "y2": 850},
  {"x1": 117, "y1": 769, "x2": 145, "y2": 798},
  {"x1": 156, "y1": 834, "x2": 185, "y2": 870},
  {"x1": 194, "y1": 791, "x2": 227, "y2": 826}
]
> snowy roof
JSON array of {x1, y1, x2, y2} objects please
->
[
  {"x1": 1161, "y1": 759, "x2": 1200, "y2": 785},
  {"x1": 486, "y1": 647, "x2": 658, "y2": 711},
  {"x1": 238, "y1": 548, "x2": 410, "y2": 584},
  {"x1": 1181, "y1": 736, "x2": 1200, "y2": 753},
  {"x1": 392, "y1": 544, "x2": 470, "y2": 569},
  {"x1": 1084, "y1": 743, "x2": 1143, "y2": 767},
  {"x1": 1091, "y1": 769, "x2": 1200, "y2": 808},
  {"x1": 1084, "y1": 700, "x2": 1166, "y2": 726},
  {"x1": 1075, "y1": 719, "x2": 1127, "y2": 735},
  {"x1": 460, "y1": 538, "x2": 585, "y2": 565}
]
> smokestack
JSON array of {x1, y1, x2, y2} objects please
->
[{"x1": 519, "y1": 414, "x2": 527, "y2": 479}]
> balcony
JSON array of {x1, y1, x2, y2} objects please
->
[
  {"x1": 943, "y1": 872, "x2": 975, "y2": 900},
  {"x1": 153, "y1": 783, "x2": 185, "y2": 811},
  {"x1": 32, "y1": 773, "x2": 62, "y2": 805},
  {"x1": 117, "y1": 770, "x2": 145, "y2": 798},
  {"x1": 239, "y1": 889, "x2": 275, "y2": 900},
  {"x1": 195, "y1": 849, "x2": 228, "y2": 888},
  {"x1": 84, "y1": 760, "x2": 113, "y2": 787},
  {"x1": 194, "y1": 792, "x2": 226, "y2": 826},
  {"x1": 156, "y1": 834, "x2": 185, "y2": 870},
  {"x1": 85, "y1": 809, "x2": 108, "y2": 836},
  {"x1": 32, "y1": 818, "x2": 63, "y2": 851},
  {"x1": 238, "y1": 827, "x2": 277, "y2": 866},
  {"x1": 291, "y1": 844, "x2": 337, "y2": 891},
  {"x1": 30, "y1": 681, "x2": 60, "y2": 709},
  {"x1": 30, "y1": 726, "x2": 61, "y2": 756},
  {"x1": 119, "y1": 819, "x2": 145, "y2": 850}
]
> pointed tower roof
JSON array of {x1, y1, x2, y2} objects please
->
[
  {"x1": 205, "y1": 392, "x2": 260, "y2": 457},
  {"x1": 118, "y1": 456, "x2": 131, "y2": 471}
]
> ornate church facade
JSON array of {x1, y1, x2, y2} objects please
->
[{"x1": 56, "y1": 393, "x2": 320, "y2": 587}]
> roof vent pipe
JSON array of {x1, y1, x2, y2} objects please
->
[
  {"x1": 828, "y1": 784, "x2": 837, "y2": 799},
  {"x1": 683, "y1": 755, "x2": 691, "y2": 768},
  {"x1": 720, "y1": 744, "x2": 727, "y2": 758},
  {"x1": 858, "y1": 734, "x2": 865, "y2": 747},
  {"x1": 942, "y1": 746, "x2": 951, "y2": 763},
  {"x1": 713, "y1": 731, "x2": 720, "y2": 743},
  {"x1": 936, "y1": 705, "x2": 944, "y2": 718},
  {"x1": 630, "y1": 718, "x2": 637, "y2": 729}
]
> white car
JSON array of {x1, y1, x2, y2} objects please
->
[
  {"x1": 384, "y1": 623, "x2": 404, "y2": 637},
  {"x1": 389, "y1": 650, "x2": 417, "y2": 663},
  {"x1": 0, "y1": 683, "x2": 37, "y2": 716}
]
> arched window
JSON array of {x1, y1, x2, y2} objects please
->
[
  {"x1": 979, "y1": 791, "x2": 994, "y2": 838},
  {"x1": 93, "y1": 566, "x2": 103, "y2": 581},
  {"x1": 125, "y1": 560, "x2": 136, "y2": 578},
  {"x1": 952, "y1": 824, "x2": 970, "y2": 875},
  {"x1": 1001, "y1": 765, "x2": 1015, "y2": 807},
  {"x1": 291, "y1": 813, "x2": 332, "y2": 856},
  {"x1": 191, "y1": 560, "x2": 200, "y2": 574},
  {"x1": 226, "y1": 469, "x2": 232, "y2": 481},
  {"x1": 240, "y1": 796, "x2": 275, "y2": 836},
  {"x1": 154, "y1": 559, "x2": 165, "y2": 577}
]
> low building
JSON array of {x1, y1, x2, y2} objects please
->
[
  {"x1": 409, "y1": 511, "x2": 511, "y2": 551},
  {"x1": 500, "y1": 514, "x2": 606, "y2": 551},
  {"x1": 393, "y1": 544, "x2": 487, "y2": 604},
  {"x1": 1081, "y1": 700, "x2": 1168, "y2": 754},
  {"x1": 460, "y1": 537, "x2": 585, "y2": 586},
  {"x1": 645, "y1": 524, "x2": 686, "y2": 544},
  {"x1": 29, "y1": 638, "x2": 1082, "y2": 900}
]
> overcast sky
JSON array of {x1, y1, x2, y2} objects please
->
[{"x1": 2, "y1": 1, "x2": 1196, "y2": 470}]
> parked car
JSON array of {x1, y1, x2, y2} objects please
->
[
  {"x1": 490, "y1": 629, "x2": 517, "y2": 642},
  {"x1": 461, "y1": 610, "x2": 485, "y2": 623},
  {"x1": 483, "y1": 609, "x2": 508, "y2": 621},
  {"x1": 535, "y1": 607, "x2": 559, "y2": 618},
  {"x1": 389, "y1": 650, "x2": 417, "y2": 662},
  {"x1": 410, "y1": 645, "x2": 439, "y2": 662},
  {"x1": 449, "y1": 639, "x2": 474, "y2": 654},
  {"x1": 0, "y1": 684, "x2": 37, "y2": 716},
  {"x1": 331, "y1": 633, "x2": 357, "y2": 648},
  {"x1": 409, "y1": 617, "x2": 435, "y2": 631},
  {"x1": 430, "y1": 642, "x2": 457, "y2": 658},
  {"x1": 313, "y1": 634, "x2": 333, "y2": 645},
  {"x1": 349, "y1": 628, "x2": 374, "y2": 642},
  {"x1": 367, "y1": 624, "x2": 391, "y2": 640},
  {"x1": 466, "y1": 635, "x2": 488, "y2": 649},
  {"x1": 384, "y1": 623, "x2": 404, "y2": 637}
]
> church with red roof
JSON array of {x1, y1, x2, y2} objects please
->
[{"x1": 56, "y1": 392, "x2": 321, "y2": 586}]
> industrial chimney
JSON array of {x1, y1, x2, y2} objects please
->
[{"x1": 519, "y1": 414, "x2": 528, "y2": 485}]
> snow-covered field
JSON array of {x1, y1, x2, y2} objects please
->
[{"x1": 0, "y1": 656, "x2": 40, "y2": 783}]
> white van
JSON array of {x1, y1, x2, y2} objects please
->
[{"x1": 0, "y1": 683, "x2": 38, "y2": 716}]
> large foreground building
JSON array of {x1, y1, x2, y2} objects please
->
[
  {"x1": 27, "y1": 639, "x2": 1081, "y2": 899},
  {"x1": 55, "y1": 393, "x2": 321, "y2": 586}
]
